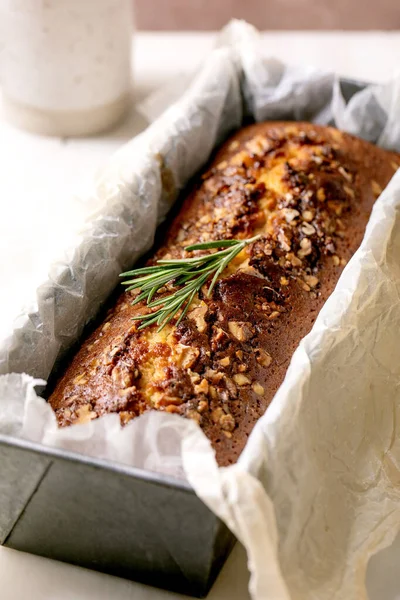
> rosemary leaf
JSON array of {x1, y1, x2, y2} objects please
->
[
  {"x1": 184, "y1": 239, "x2": 239, "y2": 251},
  {"x1": 120, "y1": 234, "x2": 262, "y2": 331}
]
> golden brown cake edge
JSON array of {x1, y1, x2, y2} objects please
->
[{"x1": 49, "y1": 121, "x2": 400, "y2": 466}]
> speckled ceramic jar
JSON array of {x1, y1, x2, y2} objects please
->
[{"x1": 0, "y1": 0, "x2": 133, "y2": 136}]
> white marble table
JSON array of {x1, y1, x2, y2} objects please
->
[{"x1": 1, "y1": 31, "x2": 400, "y2": 600}]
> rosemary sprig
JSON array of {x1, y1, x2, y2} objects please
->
[{"x1": 119, "y1": 234, "x2": 261, "y2": 331}]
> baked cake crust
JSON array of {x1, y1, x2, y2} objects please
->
[{"x1": 49, "y1": 122, "x2": 399, "y2": 466}]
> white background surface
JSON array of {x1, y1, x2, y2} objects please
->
[{"x1": 1, "y1": 31, "x2": 400, "y2": 599}]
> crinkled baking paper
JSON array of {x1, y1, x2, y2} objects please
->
[{"x1": 1, "y1": 20, "x2": 400, "y2": 600}]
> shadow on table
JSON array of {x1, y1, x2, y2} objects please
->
[
  {"x1": 0, "y1": 541, "x2": 250, "y2": 600},
  {"x1": 367, "y1": 530, "x2": 400, "y2": 600}
]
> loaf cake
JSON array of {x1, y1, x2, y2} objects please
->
[{"x1": 49, "y1": 122, "x2": 399, "y2": 466}]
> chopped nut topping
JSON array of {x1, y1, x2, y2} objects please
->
[
  {"x1": 228, "y1": 321, "x2": 253, "y2": 341},
  {"x1": 340, "y1": 257, "x2": 347, "y2": 266},
  {"x1": 333, "y1": 204, "x2": 342, "y2": 218},
  {"x1": 245, "y1": 135, "x2": 270, "y2": 156},
  {"x1": 102, "y1": 351, "x2": 114, "y2": 367},
  {"x1": 282, "y1": 208, "x2": 300, "y2": 223},
  {"x1": 280, "y1": 276, "x2": 289, "y2": 286},
  {"x1": 75, "y1": 405, "x2": 97, "y2": 424},
  {"x1": 238, "y1": 363, "x2": 247, "y2": 372},
  {"x1": 317, "y1": 188, "x2": 326, "y2": 202},
  {"x1": 301, "y1": 223, "x2": 316, "y2": 236},
  {"x1": 209, "y1": 385, "x2": 218, "y2": 400},
  {"x1": 233, "y1": 373, "x2": 251, "y2": 386},
  {"x1": 119, "y1": 412, "x2": 135, "y2": 426},
  {"x1": 204, "y1": 367, "x2": 217, "y2": 379},
  {"x1": 194, "y1": 378, "x2": 209, "y2": 395},
  {"x1": 371, "y1": 180, "x2": 382, "y2": 197},
  {"x1": 297, "y1": 237, "x2": 312, "y2": 258},
  {"x1": 235, "y1": 350, "x2": 244, "y2": 360},
  {"x1": 219, "y1": 413, "x2": 235, "y2": 432},
  {"x1": 204, "y1": 368, "x2": 224, "y2": 384},
  {"x1": 217, "y1": 160, "x2": 228, "y2": 170},
  {"x1": 338, "y1": 166, "x2": 352, "y2": 181},
  {"x1": 343, "y1": 185, "x2": 355, "y2": 198},
  {"x1": 256, "y1": 348, "x2": 272, "y2": 367},
  {"x1": 224, "y1": 377, "x2": 237, "y2": 398},
  {"x1": 301, "y1": 282, "x2": 311, "y2": 292},
  {"x1": 332, "y1": 255, "x2": 340, "y2": 266},
  {"x1": 336, "y1": 218, "x2": 345, "y2": 230},
  {"x1": 102, "y1": 322, "x2": 111, "y2": 332},
  {"x1": 229, "y1": 140, "x2": 240, "y2": 151},
  {"x1": 188, "y1": 370, "x2": 201, "y2": 385},
  {"x1": 304, "y1": 274, "x2": 319, "y2": 288},
  {"x1": 111, "y1": 365, "x2": 134, "y2": 389},
  {"x1": 300, "y1": 237, "x2": 311, "y2": 249},
  {"x1": 230, "y1": 150, "x2": 252, "y2": 167},
  {"x1": 197, "y1": 400, "x2": 208, "y2": 413},
  {"x1": 268, "y1": 311, "x2": 280, "y2": 320},
  {"x1": 252, "y1": 382, "x2": 265, "y2": 396},
  {"x1": 64, "y1": 395, "x2": 78, "y2": 407},
  {"x1": 177, "y1": 345, "x2": 200, "y2": 369},
  {"x1": 219, "y1": 356, "x2": 230, "y2": 367},
  {"x1": 286, "y1": 252, "x2": 303, "y2": 267},
  {"x1": 73, "y1": 373, "x2": 87, "y2": 386},
  {"x1": 109, "y1": 345, "x2": 121, "y2": 358},
  {"x1": 165, "y1": 404, "x2": 181, "y2": 414},
  {"x1": 302, "y1": 210, "x2": 314, "y2": 222},
  {"x1": 278, "y1": 230, "x2": 291, "y2": 251},
  {"x1": 212, "y1": 327, "x2": 227, "y2": 344},
  {"x1": 118, "y1": 386, "x2": 137, "y2": 397},
  {"x1": 187, "y1": 410, "x2": 201, "y2": 424},
  {"x1": 222, "y1": 431, "x2": 232, "y2": 439},
  {"x1": 211, "y1": 407, "x2": 224, "y2": 423},
  {"x1": 188, "y1": 302, "x2": 208, "y2": 333},
  {"x1": 176, "y1": 229, "x2": 186, "y2": 242}
]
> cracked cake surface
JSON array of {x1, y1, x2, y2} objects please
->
[{"x1": 49, "y1": 121, "x2": 399, "y2": 466}]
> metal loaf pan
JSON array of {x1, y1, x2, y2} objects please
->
[
  {"x1": 0, "y1": 435, "x2": 234, "y2": 597},
  {"x1": 0, "y1": 77, "x2": 366, "y2": 598}
]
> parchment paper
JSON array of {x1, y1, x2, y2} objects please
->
[{"x1": 1, "y1": 20, "x2": 400, "y2": 600}]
